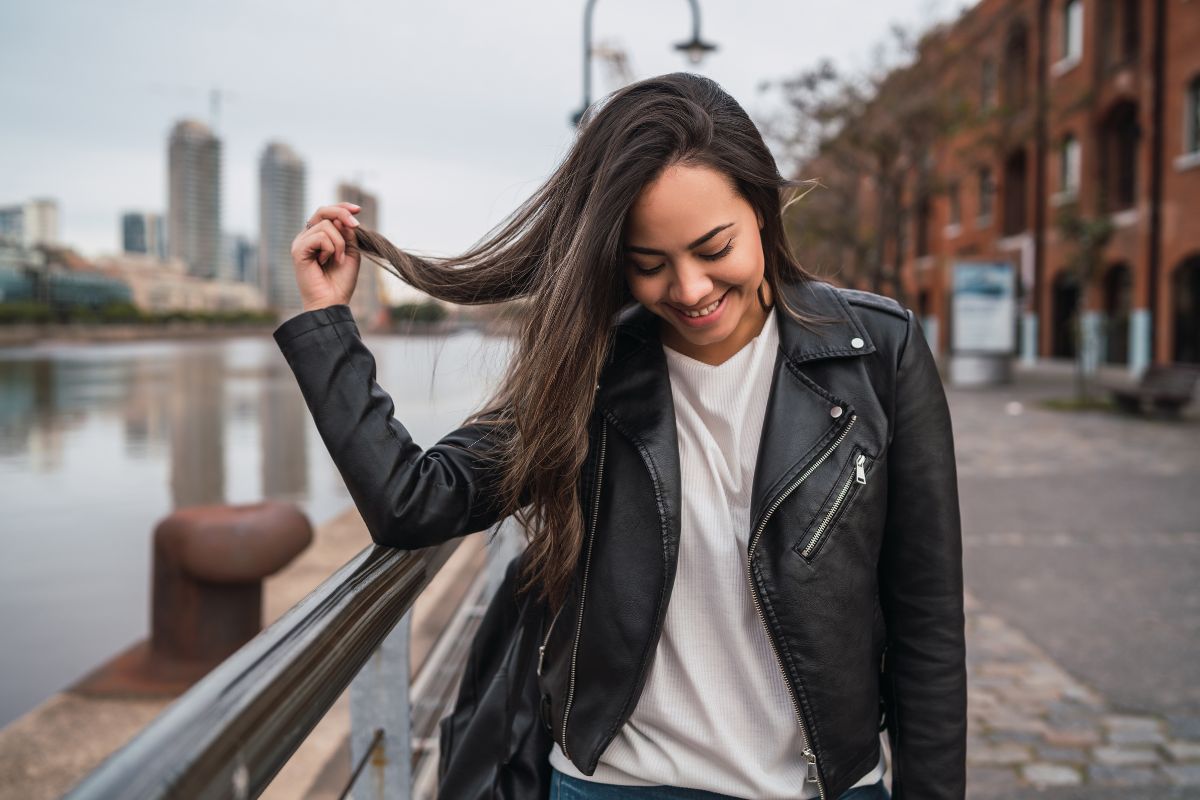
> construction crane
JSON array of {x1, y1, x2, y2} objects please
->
[{"x1": 592, "y1": 38, "x2": 635, "y2": 92}]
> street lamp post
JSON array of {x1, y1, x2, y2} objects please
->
[{"x1": 572, "y1": 0, "x2": 718, "y2": 127}]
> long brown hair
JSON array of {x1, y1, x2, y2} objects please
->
[{"x1": 351, "y1": 72, "x2": 828, "y2": 610}]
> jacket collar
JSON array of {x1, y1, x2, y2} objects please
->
[{"x1": 596, "y1": 277, "x2": 876, "y2": 546}]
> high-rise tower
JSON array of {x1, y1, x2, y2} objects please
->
[
  {"x1": 167, "y1": 120, "x2": 221, "y2": 279},
  {"x1": 258, "y1": 142, "x2": 306, "y2": 313}
]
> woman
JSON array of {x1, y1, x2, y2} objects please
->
[{"x1": 276, "y1": 73, "x2": 966, "y2": 800}]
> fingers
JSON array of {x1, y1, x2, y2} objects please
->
[
  {"x1": 305, "y1": 219, "x2": 346, "y2": 265},
  {"x1": 334, "y1": 217, "x2": 359, "y2": 251},
  {"x1": 307, "y1": 230, "x2": 337, "y2": 268},
  {"x1": 305, "y1": 202, "x2": 362, "y2": 232}
]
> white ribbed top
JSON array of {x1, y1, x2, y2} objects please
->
[{"x1": 550, "y1": 306, "x2": 886, "y2": 797}]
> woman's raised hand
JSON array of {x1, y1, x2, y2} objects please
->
[{"x1": 290, "y1": 202, "x2": 363, "y2": 312}]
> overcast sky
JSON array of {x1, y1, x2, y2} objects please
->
[{"x1": 1, "y1": 0, "x2": 967, "y2": 265}]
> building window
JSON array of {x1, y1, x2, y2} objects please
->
[
  {"x1": 1100, "y1": 101, "x2": 1139, "y2": 211},
  {"x1": 981, "y1": 58, "x2": 997, "y2": 110},
  {"x1": 1060, "y1": 134, "x2": 1081, "y2": 194},
  {"x1": 1120, "y1": 0, "x2": 1139, "y2": 62},
  {"x1": 1188, "y1": 76, "x2": 1200, "y2": 155},
  {"x1": 1100, "y1": 0, "x2": 1139, "y2": 70},
  {"x1": 978, "y1": 167, "x2": 995, "y2": 224},
  {"x1": 915, "y1": 194, "x2": 933, "y2": 256},
  {"x1": 1003, "y1": 149, "x2": 1029, "y2": 236},
  {"x1": 1003, "y1": 23, "x2": 1030, "y2": 107},
  {"x1": 1063, "y1": 0, "x2": 1084, "y2": 63}
]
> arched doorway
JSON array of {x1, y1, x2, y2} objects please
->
[
  {"x1": 1174, "y1": 256, "x2": 1200, "y2": 364},
  {"x1": 1052, "y1": 269, "x2": 1080, "y2": 358},
  {"x1": 1102, "y1": 263, "x2": 1132, "y2": 365}
]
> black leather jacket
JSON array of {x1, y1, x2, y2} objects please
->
[{"x1": 274, "y1": 276, "x2": 967, "y2": 800}]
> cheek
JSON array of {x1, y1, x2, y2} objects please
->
[
  {"x1": 624, "y1": 273, "x2": 656, "y2": 308},
  {"x1": 734, "y1": 246, "x2": 766, "y2": 283}
]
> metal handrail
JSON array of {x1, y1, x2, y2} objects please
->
[{"x1": 64, "y1": 537, "x2": 462, "y2": 800}]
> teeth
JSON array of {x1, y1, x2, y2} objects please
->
[{"x1": 681, "y1": 295, "x2": 722, "y2": 317}]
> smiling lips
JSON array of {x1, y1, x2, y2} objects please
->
[
  {"x1": 672, "y1": 289, "x2": 728, "y2": 318},
  {"x1": 676, "y1": 296, "x2": 720, "y2": 316}
]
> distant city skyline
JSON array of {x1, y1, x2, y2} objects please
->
[
  {"x1": 258, "y1": 140, "x2": 306, "y2": 312},
  {"x1": 0, "y1": 0, "x2": 964, "y2": 263}
]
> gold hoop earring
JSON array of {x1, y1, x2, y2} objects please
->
[{"x1": 758, "y1": 279, "x2": 773, "y2": 311}]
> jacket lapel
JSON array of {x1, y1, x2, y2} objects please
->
[
  {"x1": 596, "y1": 277, "x2": 877, "y2": 555},
  {"x1": 749, "y1": 279, "x2": 877, "y2": 528}
]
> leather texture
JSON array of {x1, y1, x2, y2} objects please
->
[
  {"x1": 274, "y1": 275, "x2": 967, "y2": 800},
  {"x1": 436, "y1": 549, "x2": 554, "y2": 800}
]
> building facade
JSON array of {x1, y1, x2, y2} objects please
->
[
  {"x1": 0, "y1": 199, "x2": 59, "y2": 249},
  {"x1": 258, "y1": 142, "x2": 306, "y2": 314},
  {"x1": 122, "y1": 211, "x2": 167, "y2": 260},
  {"x1": 167, "y1": 119, "x2": 222, "y2": 280},
  {"x1": 93, "y1": 253, "x2": 266, "y2": 313},
  {"x1": 817, "y1": 0, "x2": 1200, "y2": 371}
]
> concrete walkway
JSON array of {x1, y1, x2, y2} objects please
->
[{"x1": 955, "y1": 358, "x2": 1200, "y2": 796}]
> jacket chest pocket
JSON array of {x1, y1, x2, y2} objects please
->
[{"x1": 793, "y1": 444, "x2": 878, "y2": 563}]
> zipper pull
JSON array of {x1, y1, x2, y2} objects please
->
[
  {"x1": 803, "y1": 748, "x2": 819, "y2": 782},
  {"x1": 855, "y1": 453, "x2": 867, "y2": 484},
  {"x1": 538, "y1": 644, "x2": 547, "y2": 677}
]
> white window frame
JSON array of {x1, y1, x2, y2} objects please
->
[
  {"x1": 977, "y1": 167, "x2": 994, "y2": 226},
  {"x1": 1176, "y1": 76, "x2": 1200, "y2": 172},
  {"x1": 1053, "y1": 0, "x2": 1084, "y2": 76},
  {"x1": 1063, "y1": 0, "x2": 1084, "y2": 62},
  {"x1": 1061, "y1": 134, "x2": 1081, "y2": 195},
  {"x1": 1188, "y1": 76, "x2": 1200, "y2": 154}
]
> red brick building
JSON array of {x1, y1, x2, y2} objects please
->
[{"x1": 822, "y1": 0, "x2": 1200, "y2": 372}]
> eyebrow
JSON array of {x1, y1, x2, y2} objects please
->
[{"x1": 625, "y1": 222, "x2": 735, "y2": 256}]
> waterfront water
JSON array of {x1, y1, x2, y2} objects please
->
[{"x1": 0, "y1": 330, "x2": 513, "y2": 728}]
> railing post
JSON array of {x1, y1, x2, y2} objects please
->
[{"x1": 349, "y1": 610, "x2": 413, "y2": 799}]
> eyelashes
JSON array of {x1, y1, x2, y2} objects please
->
[
  {"x1": 701, "y1": 238, "x2": 735, "y2": 261},
  {"x1": 631, "y1": 237, "x2": 735, "y2": 276}
]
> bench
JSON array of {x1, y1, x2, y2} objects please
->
[{"x1": 1102, "y1": 364, "x2": 1200, "y2": 418}]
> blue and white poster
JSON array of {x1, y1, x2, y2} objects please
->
[{"x1": 951, "y1": 260, "x2": 1016, "y2": 354}]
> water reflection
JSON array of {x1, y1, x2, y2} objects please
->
[
  {"x1": 0, "y1": 331, "x2": 512, "y2": 728},
  {"x1": 170, "y1": 352, "x2": 226, "y2": 508},
  {"x1": 260, "y1": 363, "x2": 308, "y2": 502}
]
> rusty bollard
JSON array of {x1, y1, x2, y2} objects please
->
[{"x1": 72, "y1": 501, "x2": 313, "y2": 698}]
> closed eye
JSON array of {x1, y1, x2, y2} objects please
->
[
  {"x1": 698, "y1": 238, "x2": 734, "y2": 261},
  {"x1": 630, "y1": 237, "x2": 734, "y2": 275}
]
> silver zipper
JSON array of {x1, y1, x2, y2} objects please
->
[
  {"x1": 746, "y1": 412, "x2": 857, "y2": 800},
  {"x1": 538, "y1": 419, "x2": 607, "y2": 678},
  {"x1": 801, "y1": 450, "x2": 869, "y2": 560},
  {"x1": 538, "y1": 608, "x2": 564, "y2": 678},
  {"x1": 559, "y1": 418, "x2": 607, "y2": 760}
]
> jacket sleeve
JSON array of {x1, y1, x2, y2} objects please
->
[
  {"x1": 877, "y1": 308, "x2": 967, "y2": 799},
  {"x1": 273, "y1": 304, "x2": 519, "y2": 550}
]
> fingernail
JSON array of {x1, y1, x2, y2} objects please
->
[{"x1": 349, "y1": 217, "x2": 360, "y2": 227}]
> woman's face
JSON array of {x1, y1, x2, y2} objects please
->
[{"x1": 623, "y1": 162, "x2": 772, "y2": 366}]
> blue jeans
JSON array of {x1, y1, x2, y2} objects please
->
[{"x1": 549, "y1": 766, "x2": 891, "y2": 800}]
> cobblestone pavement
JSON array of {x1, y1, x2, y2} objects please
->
[
  {"x1": 965, "y1": 588, "x2": 1200, "y2": 795},
  {"x1": 945, "y1": 362, "x2": 1200, "y2": 797}
]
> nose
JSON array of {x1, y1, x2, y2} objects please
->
[{"x1": 668, "y1": 260, "x2": 715, "y2": 309}]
